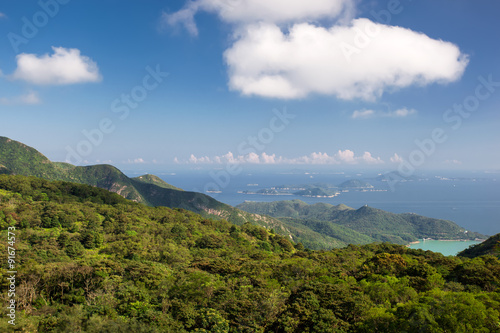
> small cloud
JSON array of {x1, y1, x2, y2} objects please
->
[
  {"x1": 390, "y1": 153, "x2": 403, "y2": 164},
  {"x1": 11, "y1": 47, "x2": 102, "y2": 85},
  {"x1": 391, "y1": 108, "x2": 417, "y2": 117},
  {"x1": 361, "y1": 152, "x2": 384, "y2": 164},
  {"x1": 161, "y1": 8, "x2": 199, "y2": 36},
  {"x1": 352, "y1": 109, "x2": 375, "y2": 119},
  {"x1": 125, "y1": 158, "x2": 146, "y2": 164},
  {"x1": 95, "y1": 159, "x2": 113, "y2": 164},
  {"x1": 337, "y1": 149, "x2": 356, "y2": 163},
  {"x1": 352, "y1": 107, "x2": 417, "y2": 119},
  {"x1": 0, "y1": 12, "x2": 6, "y2": 19},
  {"x1": 0, "y1": 91, "x2": 41, "y2": 105},
  {"x1": 188, "y1": 154, "x2": 213, "y2": 164},
  {"x1": 444, "y1": 159, "x2": 462, "y2": 165}
]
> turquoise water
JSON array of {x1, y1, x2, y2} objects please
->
[{"x1": 408, "y1": 240, "x2": 483, "y2": 256}]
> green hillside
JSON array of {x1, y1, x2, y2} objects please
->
[
  {"x1": 237, "y1": 200, "x2": 486, "y2": 245},
  {"x1": 132, "y1": 174, "x2": 183, "y2": 191},
  {"x1": 0, "y1": 136, "x2": 290, "y2": 233},
  {"x1": 459, "y1": 233, "x2": 500, "y2": 258},
  {"x1": 1, "y1": 175, "x2": 499, "y2": 332}
]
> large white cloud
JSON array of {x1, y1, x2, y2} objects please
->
[
  {"x1": 164, "y1": 0, "x2": 353, "y2": 35},
  {"x1": 224, "y1": 19, "x2": 468, "y2": 100},
  {"x1": 166, "y1": 1, "x2": 469, "y2": 100},
  {"x1": 12, "y1": 47, "x2": 101, "y2": 85}
]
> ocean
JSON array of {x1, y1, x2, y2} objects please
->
[{"x1": 132, "y1": 168, "x2": 500, "y2": 253}]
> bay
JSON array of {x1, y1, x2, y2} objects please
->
[{"x1": 408, "y1": 240, "x2": 483, "y2": 256}]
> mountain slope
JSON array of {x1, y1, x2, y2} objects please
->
[
  {"x1": 237, "y1": 200, "x2": 487, "y2": 244},
  {"x1": 0, "y1": 136, "x2": 289, "y2": 233},
  {"x1": 132, "y1": 174, "x2": 183, "y2": 191},
  {"x1": 458, "y1": 233, "x2": 500, "y2": 258}
]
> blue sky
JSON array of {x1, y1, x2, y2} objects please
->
[{"x1": 0, "y1": 0, "x2": 499, "y2": 172}]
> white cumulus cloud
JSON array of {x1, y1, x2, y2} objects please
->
[
  {"x1": 224, "y1": 19, "x2": 468, "y2": 100},
  {"x1": 390, "y1": 153, "x2": 403, "y2": 164},
  {"x1": 361, "y1": 152, "x2": 384, "y2": 164},
  {"x1": 11, "y1": 47, "x2": 102, "y2": 85},
  {"x1": 165, "y1": 0, "x2": 468, "y2": 101},
  {"x1": 176, "y1": 149, "x2": 385, "y2": 165}
]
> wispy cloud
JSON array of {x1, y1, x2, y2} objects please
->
[
  {"x1": 352, "y1": 109, "x2": 375, "y2": 119},
  {"x1": 0, "y1": 12, "x2": 6, "y2": 19},
  {"x1": 176, "y1": 150, "x2": 385, "y2": 165},
  {"x1": 0, "y1": 91, "x2": 41, "y2": 105},
  {"x1": 444, "y1": 159, "x2": 462, "y2": 165},
  {"x1": 163, "y1": 0, "x2": 352, "y2": 35},
  {"x1": 352, "y1": 108, "x2": 417, "y2": 119},
  {"x1": 391, "y1": 108, "x2": 417, "y2": 117},
  {"x1": 11, "y1": 47, "x2": 102, "y2": 85}
]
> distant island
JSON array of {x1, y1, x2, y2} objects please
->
[{"x1": 239, "y1": 179, "x2": 382, "y2": 199}]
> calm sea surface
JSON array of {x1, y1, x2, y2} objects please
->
[
  {"x1": 132, "y1": 170, "x2": 500, "y2": 248},
  {"x1": 408, "y1": 240, "x2": 482, "y2": 256}
]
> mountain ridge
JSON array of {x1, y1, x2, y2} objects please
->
[
  {"x1": 237, "y1": 200, "x2": 487, "y2": 245},
  {"x1": 0, "y1": 136, "x2": 289, "y2": 233}
]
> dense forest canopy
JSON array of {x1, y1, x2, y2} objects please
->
[{"x1": 0, "y1": 175, "x2": 499, "y2": 332}]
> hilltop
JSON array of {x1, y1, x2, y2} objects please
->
[{"x1": 132, "y1": 174, "x2": 183, "y2": 191}]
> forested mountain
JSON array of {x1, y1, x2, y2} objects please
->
[
  {"x1": 0, "y1": 174, "x2": 499, "y2": 332},
  {"x1": 237, "y1": 200, "x2": 486, "y2": 245},
  {"x1": 0, "y1": 136, "x2": 289, "y2": 233}
]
